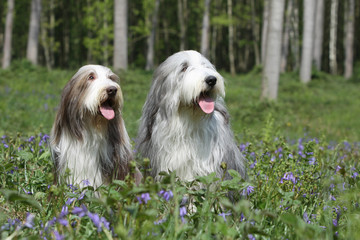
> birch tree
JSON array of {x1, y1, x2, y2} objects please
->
[
  {"x1": 26, "y1": 0, "x2": 42, "y2": 65},
  {"x1": 261, "y1": 0, "x2": 269, "y2": 64},
  {"x1": 145, "y1": 0, "x2": 160, "y2": 70},
  {"x1": 114, "y1": 0, "x2": 128, "y2": 70},
  {"x1": 2, "y1": 0, "x2": 14, "y2": 69},
  {"x1": 329, "y1": 0, "x2": 338, "y2": 75},
  {"x1": 261, "y1": 0, "x2": 285, "y2": 100},
  {"x1": 300, "y1": 0, "x2": 316, "y2": 83},
  {"x1": 200, "y1": 0, "x2": 211, "y2": 58},
  {"x1": 313, "y1": 0, "x2": 324, "y2": 71},
  {"x1": 344, "y1": 0, "x2": 355, "y2": 79}
]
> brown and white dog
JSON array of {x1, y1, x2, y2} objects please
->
[{"x1": 50, "y1": 65, "x2": 140, "y2": 188}]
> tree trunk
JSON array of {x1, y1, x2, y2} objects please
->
[
  {"x1": 49, "y1": 0, "x2": 55, "y2": 68},
  {"x1": 26, "y1": 0, "x2": 42, "y2": 65},
  {"x1": 261, "y1": 0, "x2": 285, "y2": 100},
  {"x1": 329, "y1": 0, "x2": 338, "y2": 75},
  {"x1": 227, "y1": 0, "x2": 235, "y2": 75},
  {"x1": 261, "y1": 0, "x2": 270, "y2": 64},
  {"x1": 145, "y1": 0, "x2": 160, "y2": 71},
  {"x1": 313, "y1": 0, "x2": 324, "y2": 71},
  {"x1": 177, "y1": 0, "x2": 187, "y2": 51},
  {"x1": 344, "y1": 0, "x2": 355, "y2": 79},
  {"x1": 200, "y1": 0, "x2": 211, "y2": 58},
  {"x1": 300, "y1": 0, "x2": 316, "y2": 83},
  {"x1": 250, "y1": 0, "x2": 261, "y2": 66},
  {"x1": 290, "y1": 0, "x2": 300, "y2": 70},
  {"x1": 2, "y1": 0, "x2": 14, "y2": 69},
  {"x1": 114, "y1": 0, "x2": 128, "y2": 70},
  {"x1": 280, "y1": 0, "x2": 293, "y2": 72}
]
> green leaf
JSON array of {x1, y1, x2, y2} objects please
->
[
  {"x1": 18, "y1": 151, "x2": 34, "y2": 161},
  {"x1": 0, "y1": 189, "x2": 42, "y2": 211}
]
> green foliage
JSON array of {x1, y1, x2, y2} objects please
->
[
  {"x1": 1, "y1": 123, "x2": 360, "y2": 239},
  {"x1": 83, "y1": 0, "x2": 114, "y2": 65},
  {"x1": 1, "y1": 64, "x2": 360, "y2": 141}
]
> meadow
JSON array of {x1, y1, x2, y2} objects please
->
[{"x1": 0, "y1": 61, "x2": 360, "y2": 239}]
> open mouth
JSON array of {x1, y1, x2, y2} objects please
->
[
  {"x1": 99, "y1": 99, "x2": 115, "y2": 120},
  {"x1": 196, "y1": 92, "x2": 215, "y2": 114}
]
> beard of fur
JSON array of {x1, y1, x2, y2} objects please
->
[{"x1": 51, "y1": 70, "x2": 131, "y2": 186}]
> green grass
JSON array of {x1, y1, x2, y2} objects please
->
[
  {"x1": 1, "y1": 60, "x2": 360, "y2": 140},
  {"x1": 1, "y1": 61, "x2": 360, "y2": 239}
]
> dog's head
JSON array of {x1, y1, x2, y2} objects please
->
[
  {"x1": 54, "y1": 65, "x2": 123, "y2": 140},
  {"x1": 150, "y1": 50, "x2": 225, "y2": 115}
]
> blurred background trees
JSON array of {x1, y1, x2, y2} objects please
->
[{"x1": 1, "y1": 0, "x2": 359, "y2": 99}]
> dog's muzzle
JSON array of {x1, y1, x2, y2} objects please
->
[
  {"x1": 195, "y1": 75, "x2": 218, "y2": 114},
  {"x1": 99, "y1": 86, "x2": 118, "y2": 120}
]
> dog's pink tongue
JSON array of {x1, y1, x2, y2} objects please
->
[
  {"x1": 198, "y1": 95, "x2": 215, "y2": 114},
  {"x1": 100, "y1": 104, "x2": 115, "y2": 120}
]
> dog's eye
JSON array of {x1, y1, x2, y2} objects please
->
[
  {"x1": 88, "y1": 74, "x2": 95, "y2": 81},
  {"x1": 181, "y1": 63, "x2": 188, "y2": 72}
]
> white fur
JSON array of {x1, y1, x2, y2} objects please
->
[{"x1": 137, "y1": 50, "x2": 246, "y2": 181}]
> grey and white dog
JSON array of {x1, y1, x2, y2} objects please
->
[{"x1": 136, "y1": 50, "x2": 246, "y2": 181}]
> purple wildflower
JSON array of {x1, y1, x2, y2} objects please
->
[
  {"x1": 308, "y1": 157, "x2": 316, "y2": 165},
  {"x1": 58, "y1": 218, "x2": 69, "y2": 227},
  {"x1": 22, "y1": 188, "x2": 32, "y2": 195},
  {"x1": 101, "y1": 217, "x2": 110, "y2": 230},
  {"x1": 333, "y1": 219, "x2": 338, "y2": 227},
  {"x1": 280, "y1": 172, "x2": 296, "y2": 184},
  {"x1": 242, "y1": 185, "x2": 255, "y2": 196},
  {"x1": 137, "y1": 193, "x2": 151, "y2": 204},
  {"x1": 158, "y1": 190, "x2": 174, "y2": 201},
  {"x1": 78, "y1": 190, "x2": 86, "y2": 200},
  {"x1": 60, "y1": 206, "x2": 68, "y2": 218},
  {"x1": 82, "y1": 179, "x2": 90, "y2": 187},
  {"x1": 352, "y1": 172, "x2": 359, "y2": 178},
  {"x1": 65, "y1": 197, "x2": 76, "y2": 206},
  {"x1": 335, "y1": 165, "x2": 341, "y2": 173},
  {"x1": 218, "y1": 211, "x2": 231, "y2": 221},
  {"x1": 154, "y1": 218, "x2": 167, "y2": 225},
  {"x1": 179, "y1": 206, "x2": 187, "y2": 223},
  {"x1": 72, "y1": 204, "x2": 88, "y2": 217},
  {"x1": 53, "y1": 231, "x2": 65, "y2": 240},
  {"x1": 23, "y1": 213, "x2": 35, "y2": 229},
  {"x1": 44, "y1": 217, "x2": 57, "y2": 231},
  {"x1": 88, "y1": 212, "x2": 102, "y2": 232},
  {"x1": 3, "y1": 143, "x2": 9, "y2": 148},
  {"x1": 250, "y1": 161, "x2": 257, "y2": 169},
  {"x1": 28, "y1": 136, "x2": 35, "y2": 143},
  {"x1": 248, "y1": 234, "x2": 256, "y2": 240},
  {"x1": 303, "y1": 212, "x2": 311, "y2": 224}
]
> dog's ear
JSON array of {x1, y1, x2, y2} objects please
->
[
  {"x1": 139, "y1": 68, "x2": 169, "y2": 142},
  {"x1": 53, "y1": 71, "x2": 90, "y2": 141},
  {"x1": 108, "y1": 116, "x2": 133, "y2": 181}
]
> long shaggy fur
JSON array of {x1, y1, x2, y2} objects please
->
[
  {"x1": 136, "y1": 50, "x2": 246, "y2": 181},
  {"x1": 50, "y1": 65, "x2": 133, "y2": 188}
]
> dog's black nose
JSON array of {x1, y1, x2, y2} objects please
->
[
  {"x1": 205, "y1": 75, "x2": 217, "y2": 87},
  {"x1": 107, "y1": 86, "x2": 117, "y2": 97}
]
